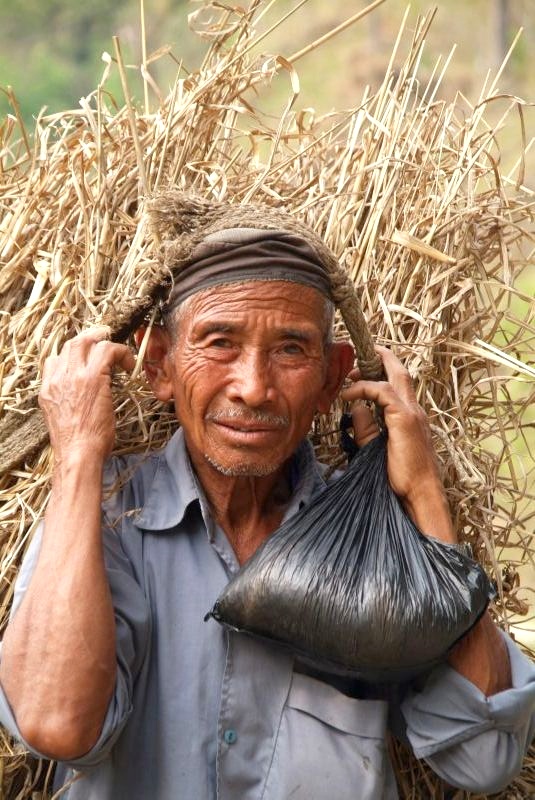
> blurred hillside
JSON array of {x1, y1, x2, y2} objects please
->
[{"x1": 1, "y1": 1, "x2": 534, "y2": 159}]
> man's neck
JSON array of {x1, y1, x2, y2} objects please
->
[{"x1": 189, "y1": 452, "x2": 293, "y2": 565}]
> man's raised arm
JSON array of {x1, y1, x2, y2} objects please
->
[
  {"x1": 0, "y1": 327, "x2": 135, "y2": 759},
  {"x1": 342, "y1": 345, "x2": 511, "y2": 696}
]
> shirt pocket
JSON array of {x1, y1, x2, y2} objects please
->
[{"x1": 262, "y1": 672, "x2": 389, "y2": 800}]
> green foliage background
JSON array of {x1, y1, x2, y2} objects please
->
[{"x1": 1, "y1": 1, "x2": 535, "y2": 138}]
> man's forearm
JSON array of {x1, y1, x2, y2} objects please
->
[
  {"x1": 0, "y1": 449, "x2": 116, "y2": 759},
  {"x1": 402, "y1": 479, "x2": 457, "y2": 545},
  {"x1": 447, "y1": 613, "x2": 512, "y2": 696},
  {"x1": 403, "y1": 479, "x2": 511, "y2": 695}
]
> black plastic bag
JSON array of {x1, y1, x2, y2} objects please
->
[{"x1": 208, "y1": 432, "x2": 492, "y2": 682}]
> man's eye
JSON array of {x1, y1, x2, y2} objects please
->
[
  {"x1": 281, "y1": 343, "x2": 305, "y2": 355},
  {"x1": 210, "y1": 338, "x2": 232, "y2": 348}
]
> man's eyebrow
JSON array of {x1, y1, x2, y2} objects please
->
[
  {"x1": 193, "y1": 321, "x2": 316, "y2": 342},
  {"x1": 194, "y1": 321, "x2": 238, "y2": 337},
  {"x1": 278, "y1": 328, "x2": 314, "y2": 343}
]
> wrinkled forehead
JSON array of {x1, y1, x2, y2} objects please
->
[
  {"x1": 163, "y1": 227, "x2": 333, "y2": 312},
  {"x1": 174, "y1": 279, "x2": 332, "y2": 348}
]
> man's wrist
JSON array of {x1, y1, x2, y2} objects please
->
[
  {"x1": 402, "y1": 481, "x2": 456, "y2": 543},
  {"x1": 53, "y1": 441, "x2": 108, "y2": 470},
  {"x1": 52, "y1": 445, "x2": 106, "y2": 492},
  {"x1": 448, "y1": 613, "x2": 512, "y2": 695}
]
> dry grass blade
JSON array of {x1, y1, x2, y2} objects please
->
[
  {"x1": 1, "y1": 2, "x2": 534, "y2": 797},
  {"x1": 287, "y1": 0, "x2": 388, "y2": 63}
]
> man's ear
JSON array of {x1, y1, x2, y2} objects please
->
[
  {"x1": 134, "y1": 326, "x2": 174, "y2": 402},
  {"x1": 316, "y1": 342, "x2": 355, "y2": 414}
]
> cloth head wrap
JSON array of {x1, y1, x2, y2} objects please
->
[{"x1": 163, "y1": 227, "x2": 333, "y2": 311}]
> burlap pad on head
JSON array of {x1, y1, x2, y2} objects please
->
[
  {"x1": 109, "y1": 192, "x2": 342, "y2": 340},
  {"x1": 113, "y1": 191, "x2": 383, "y2": 373}
]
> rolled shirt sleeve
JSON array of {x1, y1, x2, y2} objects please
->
[
  {"x1": 401, "y1": 632, "x2": 535, "y2": 794},
  {"x1": 0, "y1": 513, "x2": 151, "y2": 768}
]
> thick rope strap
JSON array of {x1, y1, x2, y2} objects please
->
[
  {"x1": 329, "y1": 265, "x2": 384, "y2": 381},
  {"x1": 0, "y1": 402, "x2": 49, "y2": 474}
]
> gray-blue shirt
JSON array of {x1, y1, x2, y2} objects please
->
[{"x1": 1, "y1": 429, "x2": 535, "y2": 799}]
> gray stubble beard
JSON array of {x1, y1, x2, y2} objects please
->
[{"x1": 204, "y1": 453, "x2": 281, "y2": 477}]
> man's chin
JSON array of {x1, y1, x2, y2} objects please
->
[{"x1": 204, "y1": 453, "x2": 280, "y2": 478}]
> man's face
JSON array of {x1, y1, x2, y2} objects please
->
[{"x1": 161, "y1": 280, "x2": 341, "y2": 477}]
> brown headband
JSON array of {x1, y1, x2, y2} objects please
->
[{"x1": 162, "y1": 227, "x2": 333, "y2": 311}]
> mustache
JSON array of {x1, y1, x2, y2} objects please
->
[{"x1": 205, "y1": 407, "x2": 289, "y2": 427}]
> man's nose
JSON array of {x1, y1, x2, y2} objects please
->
[{"x1": 227, "y1": 349, "x2": 275, "y2": 407}]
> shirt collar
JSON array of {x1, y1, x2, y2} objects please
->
[
  {"x1": 134, "y1": 428, "x2": 327, "y2": 532},
  {"x1": 133, "y1": 428, "x2": 199, "y2": 531}
]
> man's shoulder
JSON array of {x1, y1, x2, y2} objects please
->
[
  {"x1": 101, "y1": 428, "x2": 199, "y2": 532},
  {"x1": 103, "y1": 448, "x2": 160, "y2": 498},
  {"x1": 101, "y1": 448, "x2": 160, "y2": 529},
  {"x1": 287, "y1": 438, "x2": 346, "y2": 510},
  {"x1": 101, "y1": 431, "x2": 172, "y2": 509}
]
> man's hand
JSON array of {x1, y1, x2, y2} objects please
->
[
  {"x1": 341, "y1": 345, "x2": 455, "y2": 543},
  {"x1": 39, "y1": 326, "x2": 135, "y2": 462}
]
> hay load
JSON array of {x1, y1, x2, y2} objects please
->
[{"x1": 1, "y1": 1, "x2": 534, "y2": 796}]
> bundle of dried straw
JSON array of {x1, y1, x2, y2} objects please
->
[{"x1": 1, "y1": 1, "x2": 534, "y2": 796}]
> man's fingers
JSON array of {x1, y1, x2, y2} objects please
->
[
  {"x1": 41, "y1": 332, "x2": 135, "y2": 399},
  {"x1": 77, "y1": 325, "x2": 112, "y2": 343},
  {"x1": 343, "y1": 348, "x2": 416, "y2": 429},
  {"x1": 374, "y1": 346, "x2": 415, "y2": 403},
  {"x1": 116, "y1": 346, "x2": 136, "y2": 374},
  {"x1": 351, "y1": 403, "x2": 380, "y2": 447},
  {"x1": 347, "y1": 367, "x2": 361, "y2": 383},
  {"x1": 64, "y1": 326, "x2": 112, "y2": 358},
  {"x1": 342, "y1": 379, "x2": 400, "y2": 410},
  {"x1": 350, "y1": 348, "x2": 414, "y2": 404},
  {"x1": 58, "y1": 328, "x2": 134, "y2": 374},
  {"x1": 350, "y1": 349, "x2": 413, "y2": 404},
  {"x1": 89, "y1": 341, "x2": 136, "y2": 374}
]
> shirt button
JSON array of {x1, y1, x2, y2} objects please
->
[{"x1": 223, "y1": 728, "x2": 237, "y2": 745}]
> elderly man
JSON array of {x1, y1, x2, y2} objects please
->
[{"x1": 0, "y1": 210, "x2": 534, "y2": 800}]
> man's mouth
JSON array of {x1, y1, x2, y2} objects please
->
[
  {"x1": 209, "y1": 422, "x2": 286, "y2": 443},
  {"x1": 205, "y1": 410, "x2": 289, "y2": 432},
  {"x1": 216, "y1": 420, "x2": 283, "y2": 432}
]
